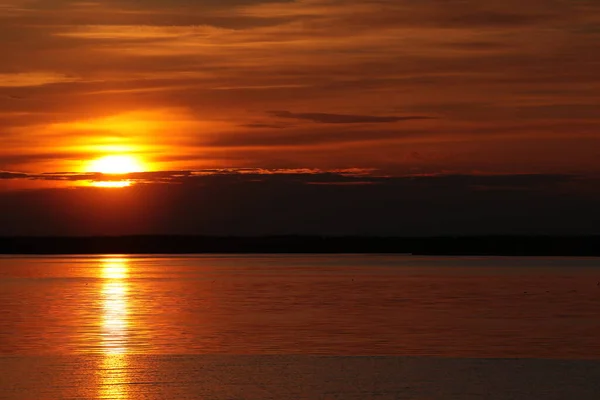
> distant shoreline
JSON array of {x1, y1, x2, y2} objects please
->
[{"x1": 1, "y1": 235, "x2": 599, "y2": 256}]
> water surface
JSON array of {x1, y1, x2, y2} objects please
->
[
  {"x1": 1, "y1": 255, "x2": 600, "y2": 399},
  {"x1": 1, "y1": 254, "x2": 599, "y2": 358}
]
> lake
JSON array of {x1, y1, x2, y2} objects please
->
[{"x1": 1, "y1": 255, "x2": 599, "y2": 399}]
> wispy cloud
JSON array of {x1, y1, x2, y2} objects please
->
[
  {"x1": 0, "y1": 72, "x2": 80, "y2": 87},
  {"x1": 0, "y1": 168, "x2": 377, "y2": 184},
  {"x1": 0, "y1": 167, "x2": 583, "y2": 192},
  {"x1": 270, "y1": 111, "x2": 434, "y2": 124},
  {"x1": 1, "y1": 0, "x2": 599, "y2": 177},
  {"x1": 56, "y1": 24, "x2": 226, "y2": 40}
]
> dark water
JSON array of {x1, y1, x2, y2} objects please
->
[{"x1": 1, "y1": 255, "x2": 600, "y2": 399}]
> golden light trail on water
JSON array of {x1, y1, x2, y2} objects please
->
[{"x1": 99, "y1": 256, "x2": 130, "y2": 400}]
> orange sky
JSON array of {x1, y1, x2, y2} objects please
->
[{"x1": 0, "y1": 0, "x2": 598, "y2": 187}]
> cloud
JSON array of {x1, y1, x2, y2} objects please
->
[
  {"x1": 0, "y1": 168, "x2": 375, "y2": 184},
  {"x1": 0, "y1": 167, "x2": 582, "y2": 190},
  {"x1": 1, "y1": 0, "x2": 600, "y2": 179},
  {"x1": 1, "y1": 170, "x2": 598, "y2": 236},
  {"x1": 270, "y1": 111, "x2": 434, "y2": 124},
  {"x1": 0, "y1": 171, "x2": 28, "y2": 179},
  {"x1": 56, "y1": 24, "x2": 227, "y2": 40},
  {"x1": 240, "y1": 123, "x2": 287, "y2": 129},
  {"x1": 0, "y1": 72, "x2": 80, "y2": 87},
  {"x1": 441, "y1": 11, "x2": 553, "y2": 28}
]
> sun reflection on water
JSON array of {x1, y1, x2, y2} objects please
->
[
  {"x1": 99, "y1": 354, "x2": 130, "y2": 400},
  {"x1": 99, "y1": 257, "x2": 130, "y2": 399},
  {"x1": 102, "y1": 257, "x2": 129, "y2": 353}
]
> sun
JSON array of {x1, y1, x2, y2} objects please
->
[
  {"x1": 87, "y1": 155, "x2": 145, "y2": 174},
  {"x1": 85, "y1": 154, "x2": 146, "y2": 188}
]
